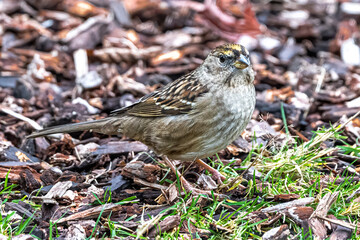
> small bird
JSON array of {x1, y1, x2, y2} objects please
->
[{"x1": 28, "y1": 43, "x2": 256, "y2": 194}]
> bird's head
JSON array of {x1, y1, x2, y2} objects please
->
[{"x1": 198, "y1": 43, "x2": 254, "y2": 88}]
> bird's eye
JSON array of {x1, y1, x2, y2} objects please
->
[{"x1": 219, "y1": 55, "x2": 226, "y2": 64}]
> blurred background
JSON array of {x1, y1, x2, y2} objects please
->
[{"x1": 1, "y1": 0, "x2": 360, "y2": 149}]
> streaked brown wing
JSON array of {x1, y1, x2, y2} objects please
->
[{"x1": 110, "y1": 72, "x2": 208, "y2": 117}]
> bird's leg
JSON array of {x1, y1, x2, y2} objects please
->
[
  {"x1": 195, "y1": 159, "x2": 226, "y2": 183},
  {"x1": 163, "y1": 156, "x2": 218, "y2": 196},
  {"x1": 163, "y1": 156, "x2": 193, "y2": 191}
]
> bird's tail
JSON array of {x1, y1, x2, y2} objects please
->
[{"x1": 27, "y1": 118, "x2": 111, "y2": 138}]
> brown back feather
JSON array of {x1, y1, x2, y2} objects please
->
[{"x1": 110, "y1": 72, "x2": 208, "y2": 118}]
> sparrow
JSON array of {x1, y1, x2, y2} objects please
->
[{"x1": 28, "y1": 43, "x2": 256, "y2": 195}]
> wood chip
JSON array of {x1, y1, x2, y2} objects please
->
[
  {"x1": 309, "y1": 191, "x2": 339, "y2": 239},
  {"x1": 56, "y1": 203, "x2": 123, "y2": 224},
  {"x1": 261, "y1": 197, "x2": 315, "y2": 213}
]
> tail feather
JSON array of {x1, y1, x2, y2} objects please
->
[{"x1": 27, "y1": 118, "x2": 110, "y2": 138}]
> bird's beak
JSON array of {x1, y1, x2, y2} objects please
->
[{"x1": 234, "y1": 55, "x2": 250, "y2": 69}]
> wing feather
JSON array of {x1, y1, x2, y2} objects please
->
[{"x1": 110, "y1": 72, "x2": 208, "y2": 118}]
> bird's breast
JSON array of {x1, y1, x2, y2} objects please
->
[
  {"x1": 171, "y1": 84, "x2": 255, "y2": 160},
  {"x1": 207, "y1": 84, "x2": 255, "y2": 141}
]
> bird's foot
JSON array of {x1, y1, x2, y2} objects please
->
[
  {"x1": 195, "y1": 159, "x2": 226, "y2": 184},
  {"x1": 181, "y1": 178, "x2": 225, "y2": 199},
  {"x1": 163, "y1": 156, "x2": 225, "y2": 199}
]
